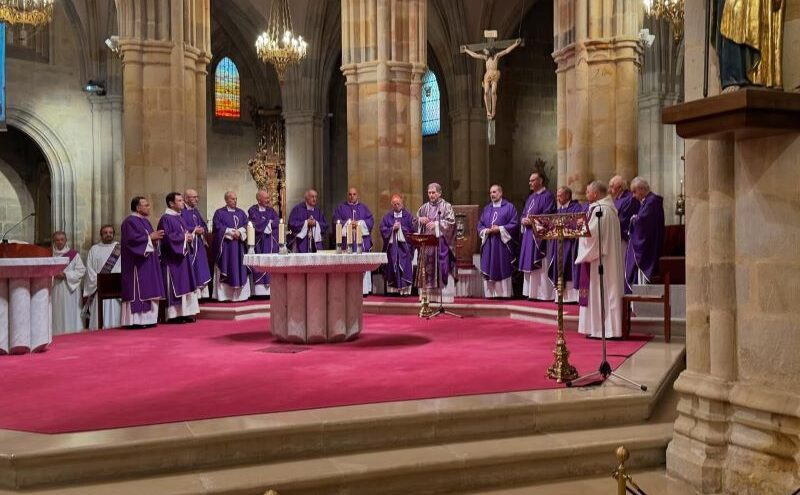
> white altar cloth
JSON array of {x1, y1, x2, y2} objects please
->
[
  {"x1": 0, "y1": 257, "x2": 69, "y2": 355},
  {"x1": 245, "y1": 253, "x2": 387, "y2": 343}
]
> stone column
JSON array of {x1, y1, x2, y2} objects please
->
[
  {"x1": 552, "y1": 0, "x2": 642, "y2": 197},
  {"x1": 117, "y1": 0, "x2": 211, "y2": 215},
  {"x1": 283, "y1": 111, "x2": 325, "y2": 208},
  {"x1": 341, "y1": 0, "x2": 427, "y2": 215},
  {"x1": 666, "y1": 1, "x2": 800, "y2": 493},
  {"x1": 88, "y1": 95, "x2": 124, "y2": 241}
]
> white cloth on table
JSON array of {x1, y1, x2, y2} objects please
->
[
  {"x1": 84, "y1": 242, "x2": 121, "y2": 329},
  {"x1": 52, "y1": 246, "x2": 85, "y2": 335}
]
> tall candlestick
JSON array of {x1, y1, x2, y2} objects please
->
[
  {"x1": 355, "y1": 222, "x2": 362, "y2": 253},
  {"x1": 246, "y1": 221, "x2": 255, "y2": 252},
  {"x1": 279, "y1": 218, "x2": 286, "y2": 245},
  {"x1": 335, "y1": 220, "x2": 343, "y2": 253}
]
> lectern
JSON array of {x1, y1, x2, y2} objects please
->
[
  {"x1": 0, "y1": 243, "x2": 68, "y2": 355},
  {"x1": 531, "y1": 212, "x2": 589, "y2": 382},
  {"x1": 408, "y1": 233, "x2": 438, "y2": 317}
]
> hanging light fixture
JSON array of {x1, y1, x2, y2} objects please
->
[
  {"x1": 0, "y1": 0, "x2": 55, "y2": 27},
  {"x1": 255, "y1": 0, "x2": 308, "y2": 84},
  {"x1": 643, "y1": 0, "x2": 684, "y2": 45}
]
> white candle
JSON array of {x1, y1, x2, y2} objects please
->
[
  {"x1": 246, "y1": 221, "x2": 255, "y2": 247},
  {"x1": 356, "y1": 222, "x2": 362, "y2": 248},
  {"x1": 279, "y1": 218, "x2": 286, "y2": 245},
  {"x1": 336, "y1": 220, "x2": 342, "y2": 246}
]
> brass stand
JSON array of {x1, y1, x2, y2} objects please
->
[
  {"x1": 418, "y1": 248, "x2": 433, "y2": 317},
  {"x1": 546, "y1": 235, "x2": 578, "y2": 382}
]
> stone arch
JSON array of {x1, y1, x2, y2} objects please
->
[
  {"x1": 6, "y1": 106, "x2": 78, "y2": 243},
  {"x1": 0, "y1": 159, "x2": 37, "y2": 243}
]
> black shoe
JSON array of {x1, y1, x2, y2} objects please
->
[{"x1": 182, "y1": 316, "x2": 196, "y2": 323}]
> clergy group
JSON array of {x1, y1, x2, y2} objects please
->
[{"x1": 50, "y1": 175, "x2": 665, "y2": 339}]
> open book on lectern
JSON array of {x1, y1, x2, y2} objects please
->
[{"x1": 529, "y1": 212, "x2": 590, "y2": 240}]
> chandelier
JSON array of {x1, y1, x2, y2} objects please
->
[
  {"x1": 0, "y1": 0, "x2": 54, "y2": 26},
  {"x1": 643, "y1": 0, "x2": 684, "y2": 44},
  {"x1": 255, "y1": 0, "x2": 308, "y2": 83}
]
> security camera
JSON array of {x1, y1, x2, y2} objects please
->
[
  {"x1": 639, "y1": 29, "x2": 655, "y2": 48},
  {"x1": 105, "y1": 35, "x2": 120, "y2": 55}
]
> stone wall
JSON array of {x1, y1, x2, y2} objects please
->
[
  {"x1": 0, "y1": 159, "x2": 35, "y2": 243},
  {"x1": 666, "y1": 1, "x2": 800, "y2": 493}
]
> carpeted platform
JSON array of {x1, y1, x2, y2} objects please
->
[{"x1": 0, "y1": 314, "x2": 648, "y2": 434}]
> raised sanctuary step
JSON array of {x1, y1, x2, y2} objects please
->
[{"x1": 0, "y1": 423, "x2": 674, "y2": 495}]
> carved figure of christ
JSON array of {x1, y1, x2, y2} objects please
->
[{"x1": 461, "y1": 32, "x2": 523, "y2": 120}]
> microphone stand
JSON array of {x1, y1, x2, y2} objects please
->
[
  {"x1": 427, "y1": 210, "x2": 462, "y2": 319},
  {"x1": 566, "y1": 206, "x2": 646, "y2": 391},
  {"x1": 1, "y1": 212, "x2": 36, "y2": 243}
]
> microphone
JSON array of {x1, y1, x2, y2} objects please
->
[
  {"x1": 595, "y1": 207, "x2": 603, "y2": 218},
  {"x1": 1, "y1": 212, "x2": 36, "y2": 243}
]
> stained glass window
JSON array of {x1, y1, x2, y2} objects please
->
[
  {"x1": 421, "y1": 70, "x2": 440, "y2": 136},
  {"x1": 214, "y1": 57, "x2": 240, "y2": 119}
]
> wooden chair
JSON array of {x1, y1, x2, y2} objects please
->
[
  {"x1": 96, "y1": 273, "x2": 122, "y2": 329},
  {"x1": 621, "y1": 256, "x2": 685, "y2": 343}
]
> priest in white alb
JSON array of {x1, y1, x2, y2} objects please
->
[
  {"x1": 83, "y1": 224, "x2": 122, "y2": 329},
  {"x1": 51, "y1": 230, "x2": 86, "y2": 335},
  {"x1": 575, "y1": 181, "x2": 624, "y2": 338}
]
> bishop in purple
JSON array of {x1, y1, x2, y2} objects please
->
[
  {"x1": 248, "y1": 190, "x2": 280, "y2": 296},
  {"x1": 478, "y1": 185, "x2": 519, "y2": 298},
  {"x1": 158, "y1": 192, "x2": 199, "y2": 322},
  {"x1": 546, "y1": 186, "x2": 585, "y2": 303},
  {"x1": 288, "y1": 189, "x2": 327, "y2": 253},
  {"x1": 120, "y1": 196, "x2": 165, "y2": 328},
  {"x1": 519, "y1": 171, "x2": 557, "y2": 300},
  {"x1": 181, "y1": 188, "x2": 212, "y2": 298},
  {"x1": 380, "y1": 194, "x2": 415, "y2": 295},
  {"x1": 415, "y1": 183, "x2": 457, "y2": 291},
  {"x1": 332, "y1": 187, "x2": 375, "y2": 294},
  {"x1": 212, "y1": 191, "x2": 250, "y2": 302},
  {"x1": 625, "y1": 177, "x2": 664, "y2": 291}
]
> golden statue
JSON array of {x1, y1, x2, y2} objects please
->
[{"x1": 714, "y1": 0, "x2": 785, "y2": 92}]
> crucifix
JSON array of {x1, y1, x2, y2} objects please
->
[{"x1": 460, "y1": 30, "x2": 523, "y2": 144}]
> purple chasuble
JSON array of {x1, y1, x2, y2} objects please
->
[
  {"x1": 478, "y1": 200, "x2": 519, "y2": 282},
  {"x1": 614, "y1": 190, "x2": 640, "y2": 242},
  {"x1": 577, "y1": 203, "x2": 596, "y2": 307},
  {"x1": 181, "y1": 207, "x2": 212, "y2": 289},
  {"x1": 379, "y1": 208, "x2": 414, "y2": 290},
  {"x1": 212, "y1": 207, "x2": 249, "y2": 288},
  {"x1": 415, "y1": 199, "x2": 457, "y2": 287},
  {"x1": 519, "y1": 188, "x2": 556, "y2": 272},
  {"x1": 121, "y1": 214, "x2": 165, "y2": 313},
  {"x1": 547, "y1": 200, "x2": 585, "y2": 285},
  {"x1": 625, "y1": 192, "x2": 664, "y2": 289},
  {"x1": 248, "y1": 204, "x2": 280, "y2": 286},
  {"x1": 332, "y1": 202, "x2": 375, "y2": 252},
  {"x1": 288, "y1": 202, "x2": 328, "y2": 253},
  {"x1": 157, "y1": 211, "x2": 196, "y2": 307}
]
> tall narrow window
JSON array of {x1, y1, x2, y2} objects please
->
[
  {"x1": 421, "y1": 70, "x2": 440, "y2": 136},
  {"x1": 215, "y1": 57, "x2": 240, "y2": 119}
]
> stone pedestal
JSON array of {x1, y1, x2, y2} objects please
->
[
  {"x1": 244, "y1": 252, "x2": 386, "y2": 343},
  {"x1": 340, "y1": 0, "x2": 427, "y2": 219}
]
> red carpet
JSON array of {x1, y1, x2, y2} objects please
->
[{"x1": 0, "y1": 315, "x2": 648, "y2": 433}]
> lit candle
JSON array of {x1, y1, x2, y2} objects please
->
[
  {"x1": 246, "y1": 221, "x2": 255, "y2": 247},
  {"x1": 355, "y1": 222, "x2": 362, "y2": 250},
  {"x1": 207, "y1": 220, "x2": 212, "y2": 234},
  {"x1": 279, "y1": 218, "x2": 286, "y2": 245},
  {"x1": 336, "y1": 220, "x2": 342, "y2": 248}
]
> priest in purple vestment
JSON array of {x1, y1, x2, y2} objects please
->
[
  {"x1": 478, "y1": 185, "x2": 519, "y2": 298},
  {"x1": 546, "y1": 186, "x2": 584, "y2": 303},
  {"x1": 212, "y1": 191, "x2": 250, "y2": 302},
  {"x1": 415, "y1": 183, "x2": 457, "y2": 295},
  {"x1": 248, "y1": 190, "x2": 280, "y2": 296},
  {"x1": 120, "y1": 196, "x2": 165, "y2": 328},
  {"x1": 625, "y1": 177, "x2": 665, "y2": 291},
  {"x1": 288, "y1": 189, "x2": 327, "y2": 253},
  {"x1": 332, "y1": 187, "x2": 375, "y2": 294},
  {"x1": 519, "y1": 171, "x2": 557, "y2": 300},
  {"x1": 380, "y1": 194, "x2": 415, "y2": 296},
  {"x1": 181, "y1": 188, "x2": 212, "y2": 298},
  {"x1": 158, "y1": 192, "x2": 199, "y2": 323},
  {"x1": 609, "y1": 175, "x2": 640, "y2": 259}
]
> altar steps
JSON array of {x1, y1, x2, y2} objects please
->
[{"x1": 0, "y1": 342, "x2": 684, "y2": 494}]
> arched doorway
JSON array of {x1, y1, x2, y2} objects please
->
[{"x1": 0, "y1": 126, "x2": 52, "y2": 245}]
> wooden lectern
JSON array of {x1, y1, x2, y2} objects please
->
[{"x1": 408, "y1": 233, "x2": 438, "y2": 318}]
